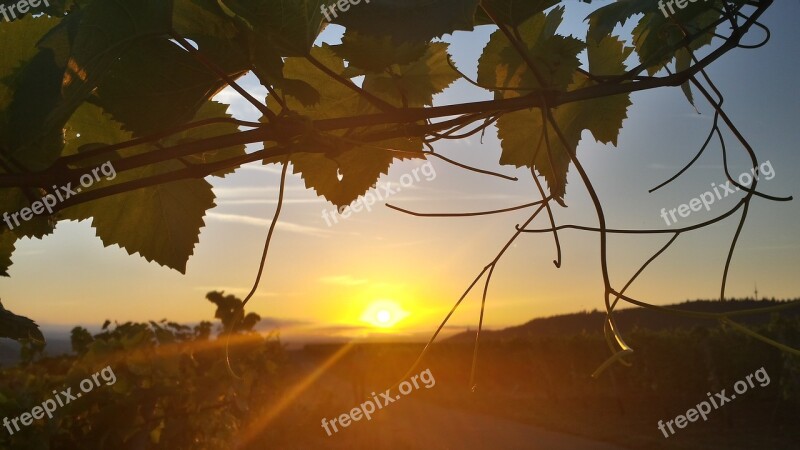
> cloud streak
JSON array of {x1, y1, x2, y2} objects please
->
[
  {"x1": 319, "y1": 275, "x2": 369, "y2": 286},
  {"x1": 206, "y1": 212, "x2": 330, "y2": 237}
]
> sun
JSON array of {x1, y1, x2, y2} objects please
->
[
  {"x1": 361, "y1": 299, "x2": 408, "y2": 329},
  {"x1": 376, "y1": 309, "x2": 392, "y2": 324}
]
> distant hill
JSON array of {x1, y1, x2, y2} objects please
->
[
  {"x1": 0, "y1": 336, "x2": 72, "y2": 367},
  {"x1": 447, "y1": 298, "x2": 800, "y2": 343}
]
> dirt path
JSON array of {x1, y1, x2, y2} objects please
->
[{"x1": 298, "y1": 397, "x2": 628, "y2": 450}]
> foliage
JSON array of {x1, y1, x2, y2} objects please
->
[
  {"x1": 0, "y1": 293, "x2": 284, "y2": 450},
  {"x1": 0, "y1": 0, "x2": 767, "y2": 274}
]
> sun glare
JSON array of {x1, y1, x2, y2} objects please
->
[
  {"x1": 376, "y1": 309, "x2": 392, "y2": 324},
  {"x1": 362, "y1": 300, "x2": 408, "y2": 329}
]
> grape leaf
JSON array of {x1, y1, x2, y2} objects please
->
[
  {"x1": 582, "y1": 36, "x2": 633, "y2": 145},
  {"x1": 477, "y1": 7, "x2": 583, "y2": 93},
  {"x1": 587, "y1": 0, "x2": 748, "y2": 76},
  {"x1": 675, "y1": 48, "x2": 695, "y2": 108},
  {"x1": 6, "y1": 49, "x2": 65, "y2": 169},
  {"x1": 0, "y1": 16, "x2": 60, "y2": 114},
  {"x1": 266, "y1": 46, "x2": 422, "y2": 207},
  {"x1": 0, "y1": 185, "x2": 56, "y2": 239},
  {"x1": 5, "y1": 0, "x2": 173, "y2": 170},
  {"x1": 630, "y1": 3, "x2": 719, "y2": 76},
  {"x1": 205, "y1": 0, "x2": 323, "y2": 107},
  {"x1": 0, "y1": 151, "x2": 58, "y2": 240},
  {"x1": 0, "y1": 231, "x2": 15, "y2": 276},
  {"x1": 496, "y1": 35, "x2": 631, "y2": 202},
  {"x1": 90, "y1": 37, "x2": 247, "y2": 137},
  {"x1": 362, "y1": 42, "x2": 460, "y2": 107},
  {"x1": 64, "y1": 0, "x2": 173, "y2": 100},
  {"x1": 173, "y1": 0, "x2": 239, "y2": 39},
  {"x1": 332, "y1": 0, "x2": 481, "y2": 42},
  {"x1": 0, "y1": 300, "x2": 45, "y2": 343},
  {"x1": 474, "y1": 0, "x2": 559, "y2": 27},
  {"x1": 0, "y1": 16, "x2": 62, "y2": 170},
  {"x1": 61, "y1": 104, "x2": 136, "y2": 158},
  {"x1": 585, "y1": 0, "x2": 650, "y2": 44},
  {"x1": 217, "y1": 0, "x2": 326, "y2": 56},
  {"x1": 61, "y1": 104, "x2": 216, "y2": 273},
  {"x1": 248, "y1": 37, "x2": 321, "y2": 108},
  {"x1": 333, "y1": 31, "x2": 428, "y2": 74}
]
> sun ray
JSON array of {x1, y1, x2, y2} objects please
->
[{"x1": 236, "y1": 341, "x2": 357, "y2": 447}]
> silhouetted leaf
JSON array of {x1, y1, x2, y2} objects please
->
[
  {"x1": 333, "y1": 0, "x2": 481, "y2": 42},
  {"x1": 0, "y1": 300, "x2": 45, "y2": 343},
  {"x1": 0, "y1": 231, "x2": 15, "y2": 276}
]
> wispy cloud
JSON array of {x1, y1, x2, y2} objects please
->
[
  {"x1": 253, "y1": 317, "x2": 311, "y2": 331},
  {"x1": 647, "y1": 163, "x2": 724, "y2": 170},
  {"x1": 212, "y1": 84, "x2": 268, "y2": 119},
  {"x1": 191, "y1": 286, "x2": 297, "y2": 298},
  {"x1": 206, "y1": 212, "x2": 330, "y2": 237},
  {"x1": 646, "y1": 163, "x2": 673, "y2": 170},
  {"x1": 13, "y1": 249, "x2": 45, "y2": 256},
  {"x1": 372, "y1": 238, "x2": 437, "y2": 249},
  {"x1": 213, "y1": 185, "x2": 305, "y2": 199},
  {"x1": 239, "y1": 164, "x2": 284, "y2": 174},
  {"x1": 319, "y1": 275, "x2": 369, "y2": 286},
  {"x1": 220, "y1": 198, "x2": 323, "y2": 206},
  {"x1": 681, "y1": 112, "x2": 714, "y2": 120}
]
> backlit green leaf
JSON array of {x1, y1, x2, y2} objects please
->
[
  {"x1": 496, "y1": 35, "x2": 631, "y2": 202},
  {"x1": 362, "y1": 43, "x2": 460, "y2": 107},
  {"x1": 266, "y1": 46, "x2": 422, "y2": 207},
  {"x1": 333, "y1": 31, "x2": 428, "y2": 74},
  {"x1": 478, "y1": 7, "x2": 583, "y2": 93},
  {"x1": 62, "y1": 104, "x2": 216, "y2": 273}
]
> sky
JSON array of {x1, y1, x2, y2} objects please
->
[{"x1": 2, "y1": 1, "x2": 799, "y2": 343}]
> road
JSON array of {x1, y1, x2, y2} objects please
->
[{"x1": 295, "y1": 397, "x2": 628, "y2": 450}]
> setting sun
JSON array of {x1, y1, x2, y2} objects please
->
[
  {"x1": 361, "y1": 300, "x2": 409, "y2": 328},
  {"x1": 376, "y1": 309, "x2": 392, "y2": 324}
]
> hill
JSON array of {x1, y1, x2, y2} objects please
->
[{"x1": 447, "y1": 298, "x2": 800, "y2": 343}]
